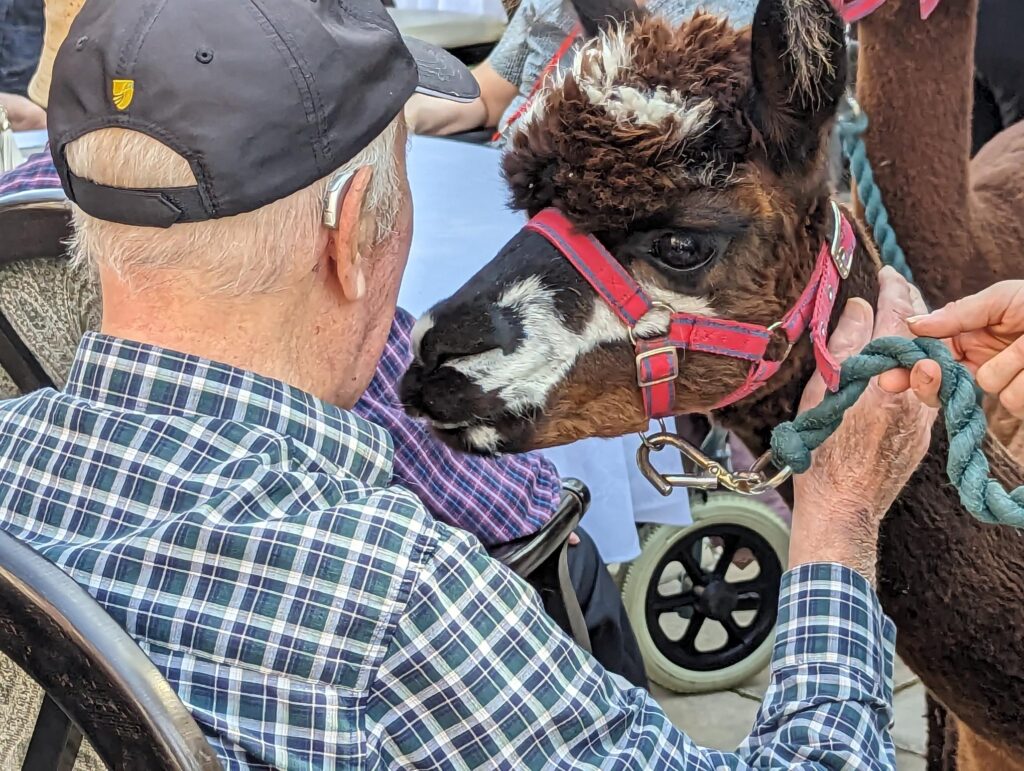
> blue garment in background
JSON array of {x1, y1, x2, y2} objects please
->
[{"x1": 0, "y1": 0, "x2": 44, "y2": 95}]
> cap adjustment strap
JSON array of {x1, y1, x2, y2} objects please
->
[{"x1": 66, "y1": 171, "x2": 209, "y2": 228}]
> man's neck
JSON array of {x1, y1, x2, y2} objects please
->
[{"x1": 99, "y1": 270, "x2": 322, "y2": 399}]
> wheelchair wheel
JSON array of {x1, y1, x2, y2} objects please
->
[{"x1": 620, "y1": 495, "x2": 789, "y2": 694}]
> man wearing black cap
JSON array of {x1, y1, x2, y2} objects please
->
[{"x1": 0, "y1": 0, "x2": 927, "y2": 767}]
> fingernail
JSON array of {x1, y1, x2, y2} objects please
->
[
  {"x1": 918, "y1": 371, "x2": 934, "y2": 385},
  {"x1": 906, "y1": 315, "x2": 925, "y2": 325},
  {"x1": 848, "y1": 297, "x2": 873, "y2": 322}
]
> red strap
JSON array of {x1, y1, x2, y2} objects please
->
[
  {"x1": 832, "y1": 0, "x2": 886, "y2": 21},
  {"x1": 525, "y1": 208, "x2": 652, "y2": 325},
  {"x1": 492, "y1": 25, "x2": 582, "y2": 142},
  {"x1": 666, "y1": 316, "x2": 770, "y2": 362},
  {"x1": 831, "y1": 0, "x2": 940, "y2": 21}
]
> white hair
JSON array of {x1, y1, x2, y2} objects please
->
[{"x1": 65, "y1": 120, "x2": 402, "y2": 295}]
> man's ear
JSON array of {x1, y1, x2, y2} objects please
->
[
  {"x1": 326, "y1": 167, "x2": 374, "y2": 302},
  {"x1": 747, "y1": 0, "x2": 847, "y2": 175}
]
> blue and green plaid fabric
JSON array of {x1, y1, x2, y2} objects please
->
[{"x1": 0, "y1": 333, "x2": 898, "y2": 769}]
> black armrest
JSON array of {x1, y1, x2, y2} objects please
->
[
  {"x1": 0, "y1": 528, "x2": 221, "y2": 770},
  {"x1": 489, "y1": 478, "x2": 590, "y2": 578},
  {"x1": 447, "y1": 42, "x2": 497, "y2": 67},
  {"x1": 0, "y1": 189, "x2": 72, "y2": 267}
]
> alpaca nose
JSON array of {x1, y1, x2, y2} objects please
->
[{"x1": 418, "y1": 305, "x2": 522, "y2": 373}]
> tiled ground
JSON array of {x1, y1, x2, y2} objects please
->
[{"x1": 651, "y1": 657, "x2": 927, "y2": 769}]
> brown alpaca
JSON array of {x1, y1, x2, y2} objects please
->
[
  {"x1": 856, "y1": 3, "x2": 1024, "y2": 765},
  {"x1": 398, "y1": 0, "x2": 1024, "y2": 765},
  {"x1": 855, "y1": 0, "x2": 1024, "y2": 310}
]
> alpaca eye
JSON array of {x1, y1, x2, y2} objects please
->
[{"x1": 651, "y1": 232, "x2": 715, "y2": 272}]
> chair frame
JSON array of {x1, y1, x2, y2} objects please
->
[
  {"x1": 489, "y1": 478, "x2": 590, "y2": 577},
  {"x1": 0, "y1": 529, "x2": 221, "y2": 770},
  {"x1": 0, "y1": 188, "x2": 70, "y2": 393}
]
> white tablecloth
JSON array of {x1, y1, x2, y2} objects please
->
[
  {"x1": 387, "y1": 7, "x2": 507, "y2": 45},
  {"x1": 402, "y1": 136, "x2": 691, "y2": 562}
]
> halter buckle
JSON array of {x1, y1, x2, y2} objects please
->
[
  {"x1": 766, "y1": 321, "x2": 795, "y2": 361},
  {"x1": 635, "y1": 346, "x2": 679, "y2": 388},
  {"x1": 829, "y1": 200, "x2": 853, "y2": 279}
]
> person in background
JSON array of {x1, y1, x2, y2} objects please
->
[
  {"x1": 0, "y1": 0, "x2": 46, "y2": 129},
  {"x1": 404, "y1": 0, "x2": 756, "y2": 146},
  {"x1": 971, "y1": 0, "x2": 1024, "y2": 155}
]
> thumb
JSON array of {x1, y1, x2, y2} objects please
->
[{"x1": 799, "y1": 298, "x2": 874, "y2": 411}]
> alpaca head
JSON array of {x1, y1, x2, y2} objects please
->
[{"x1": 401, "y1": 0, "x2": 850, "y2": 454}]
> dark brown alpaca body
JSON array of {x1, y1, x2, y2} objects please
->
[{"x1": 857, "y1": 0, "x2": 1024, "y2": 311}]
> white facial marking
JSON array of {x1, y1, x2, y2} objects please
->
[
  {"x1": 446, "y1": 275, "x2": 713, "y2": 415},
  {"x1": 432, "y1": 420, "x2": 472, "y2": 431},
  {"x1": 465, "y1": 425, "x2": 503, "y2": 453},
  {"x1": 411, "y1": 312, "x2": 434, "y2": 360}
]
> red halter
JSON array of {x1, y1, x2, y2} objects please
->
[
  {"x1": 831, "y1": 0, "x2": 940, "y2": 22},
  {"x1": 524, "y1": 204, "x2": 857, "y2": 419}
]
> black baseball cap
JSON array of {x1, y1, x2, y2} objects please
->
[{"x1": 47, "y1": 0, "x2": 479, "y2": 228}]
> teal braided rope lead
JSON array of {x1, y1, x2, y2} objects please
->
[
  {"x1": 770, "y1": 337, "x2": 1024, "y2": 528},
  {"x1": 839, "y1": 109, "x2": 916, "y2": 285}
]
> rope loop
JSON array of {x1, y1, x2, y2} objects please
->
[
  {"x1": 770, "y1": 338, "x2": 1024, "y2": 528},
  {"x1": 838, "y1": 109, "x2": 916, "y2": 285}
]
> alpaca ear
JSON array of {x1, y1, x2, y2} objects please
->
[
  {"x1": 747, "y1": 0, "x2": 848, "y2": 175},
  {"x1": 568, "y1": 0, "x2": 644, "y2": 37}
]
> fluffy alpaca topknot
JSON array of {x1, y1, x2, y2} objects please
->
[
  {"x1": 564, "y1": 24, "x2": 715, "y2": 140},
  {"x1": 503, "y1": 13, "x2": 754, "y2": 234}
]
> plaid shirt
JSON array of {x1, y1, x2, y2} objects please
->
[
  {"x1": 0, "y1": 333, "x2": 898, "y2": 769},
  {"x1": 0, "y1": 151, "x2": 560, "y2": 546}
]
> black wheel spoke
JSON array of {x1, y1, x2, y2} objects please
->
[
  {"x1": 642, "y1": 522, "x2": 783, "y2": 672},
  {"x1": 679, "y1": 612, "x2": 706, "y2": 654},
  {"x1": 721, "y1": 615, "x2": 747, "y2": 645},
  {"x1": 712, "y1": 534, "x2": 740, "y2": 578},
  {"x1": 734, "y1": 592, "x2": 762, "y2": 612},
  {"x1": 650, "y1": 591, "x2": 698, "y2": 614},
  {"x1": 678, "y1": 545, "x2": 707, "y2": 585}
]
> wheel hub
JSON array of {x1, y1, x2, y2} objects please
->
[{"x1": 696, "y1": 580, "x2": 738, "y2": 620}]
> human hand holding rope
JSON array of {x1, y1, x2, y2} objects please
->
[
  {"x1": 880, "y1": 280, "x2": 1024, "y2": 417},
  {"x1": 788, "y1": 268, "x2": 938, "y2": 583}
]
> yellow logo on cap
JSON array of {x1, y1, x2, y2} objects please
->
[{"x1": 112, "y1": 79, "x2": 134, "y2": 110}]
